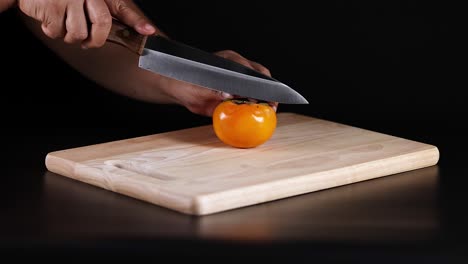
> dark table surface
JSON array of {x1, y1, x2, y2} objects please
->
[{"x1": 2, "y1": 117, "x2": 468, "y2": 262}]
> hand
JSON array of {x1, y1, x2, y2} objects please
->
[
  {"x1": 19, "y1": 9, "x2": 276, "y2": 118},
  {"x1": 17, "y1": 0, "x2": 156, "y2": 48},
  {"x1": 0, "y1": 0, "x2": 16, "y2": 13},
  {"x1": 160, "y1": 50, "x2": 278, "y2": 117}
]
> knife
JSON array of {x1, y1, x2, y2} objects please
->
[{"x1": 106, "y1": 19, "x2": 308, "y2": 104}]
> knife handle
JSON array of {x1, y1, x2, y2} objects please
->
[{"x1": 107, "y1": 19, "x2": 148, "y2": 55}]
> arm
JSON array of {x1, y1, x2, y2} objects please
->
[
  {"x1": 21, "y1": 17, "x2": 274, "y2": 116},
  {"x1": 21, "y1": 15, "x2": 233, "y2": 116},
  {"x1": 14, "y1": 0, "x2": 275, "y2": 116}
]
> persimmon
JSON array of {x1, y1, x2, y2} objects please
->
[{"x1": 212, "y1": 99, "x2": 277, "y2": 148}]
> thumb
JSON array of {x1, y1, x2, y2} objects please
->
[
  {"x1": 169, "y1": 81, "x2": 233, "y2": 117},
  {"x1": 105, "y1": 0, "x2": 156, "y2": 35},
  {"x1": 188, "y1": 87, "x2": 233, "y2": 117}
]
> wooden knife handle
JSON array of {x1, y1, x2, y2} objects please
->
[{"x1": 107, "y1": 19, "x2": 148, "y2": 55}]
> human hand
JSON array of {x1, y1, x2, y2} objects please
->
[
  {"x1": 159, "y1": 50, "x2": 278, "y2": 117},
  {"x1": 0, "y1": 0, "x2": 16, "y2": 13},
  {"x1": 17, "y1": 3, "x2": 276, "y2": 118},
  {"x1": 17, "y1": 0, "x2": 156, "y2": 48}
]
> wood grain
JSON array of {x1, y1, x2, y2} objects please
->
[{"x1": 45, "y1": 113, "x2": 439, "y2": 215}]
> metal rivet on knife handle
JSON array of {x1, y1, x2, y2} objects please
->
[{"x1": 106, "y1": 19, "x2": 148, "y2": 55}]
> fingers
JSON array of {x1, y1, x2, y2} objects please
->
[
  {"x1": 249, "y1": 61, "x2": 271, "y2": 77},
  {"x1": 269, "y1": 102, "x2": 279, "y2": 112},
  {"x1": 215, "y1": 50, "x2": 272, "y2": 77},
  {"x1": 40, "y1": 2, "x2": 66, "y2": 39},
  {"x1": 186, "y1": 87, "x2": 233, "y2": 117},
  {"x1": 215, "y1": 50, "x2": 252, "y2": 68},
  {"x1": 214, "y1": 49, "x2": 278, "y2": 112},
  {"x1": 64, "y1": 0, "x2": 88, "y2": 44},
  {"x1": 82, "y1": 0, "x2": 112, "y2": 49},
  {"x1": 105, "y1": 0, "x2": 156, "y2": 35},
  {"x1": 19, "y1": 0, "x2": 159, "y2": 47},
  {"x1": 161, "y1": 74, "x2": 233, "y2": 117},
  {"x1": 18, "y1": 0, "x2": 65, "y2": 39}
]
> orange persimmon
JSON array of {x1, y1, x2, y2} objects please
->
[{"x1": 212, "y1": 99, "x2": 277, "y2": 148}]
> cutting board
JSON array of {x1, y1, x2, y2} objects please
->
[{"x1": 45, "y1": 113, "x2": 439, "y2": 215}]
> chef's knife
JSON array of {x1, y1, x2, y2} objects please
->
[{"x1": 106, "y1": 19, "x2": 308, "y2": 104}]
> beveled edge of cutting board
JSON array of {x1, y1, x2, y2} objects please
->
[
  {"x1": 45, "y1": 145, "x2": 440, "y2": 216},
  {"x1": 190, "y1": 146, "x2": 440, "y2": 215},
  {"x1": 44, "y1": 112, "x2": 441, "y2": 215}
]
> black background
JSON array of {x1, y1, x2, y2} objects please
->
[
  {"x1": 1, "y1": 2, "x2": 464, "y2": 136},
  {"x1": 1, "y1": 1, "x2": 467, "y2": 261},
  {"x1": 1, "y1": 1, "x2": 465, "y2": 180}
]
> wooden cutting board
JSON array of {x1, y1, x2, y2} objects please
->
[{"x1": 45, "y1": 113, "x2": 439, "y2": 215}]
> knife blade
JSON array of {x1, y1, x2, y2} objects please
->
[{"x1": 106, "y1": 19, "x2": 308, "y2": 104}]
